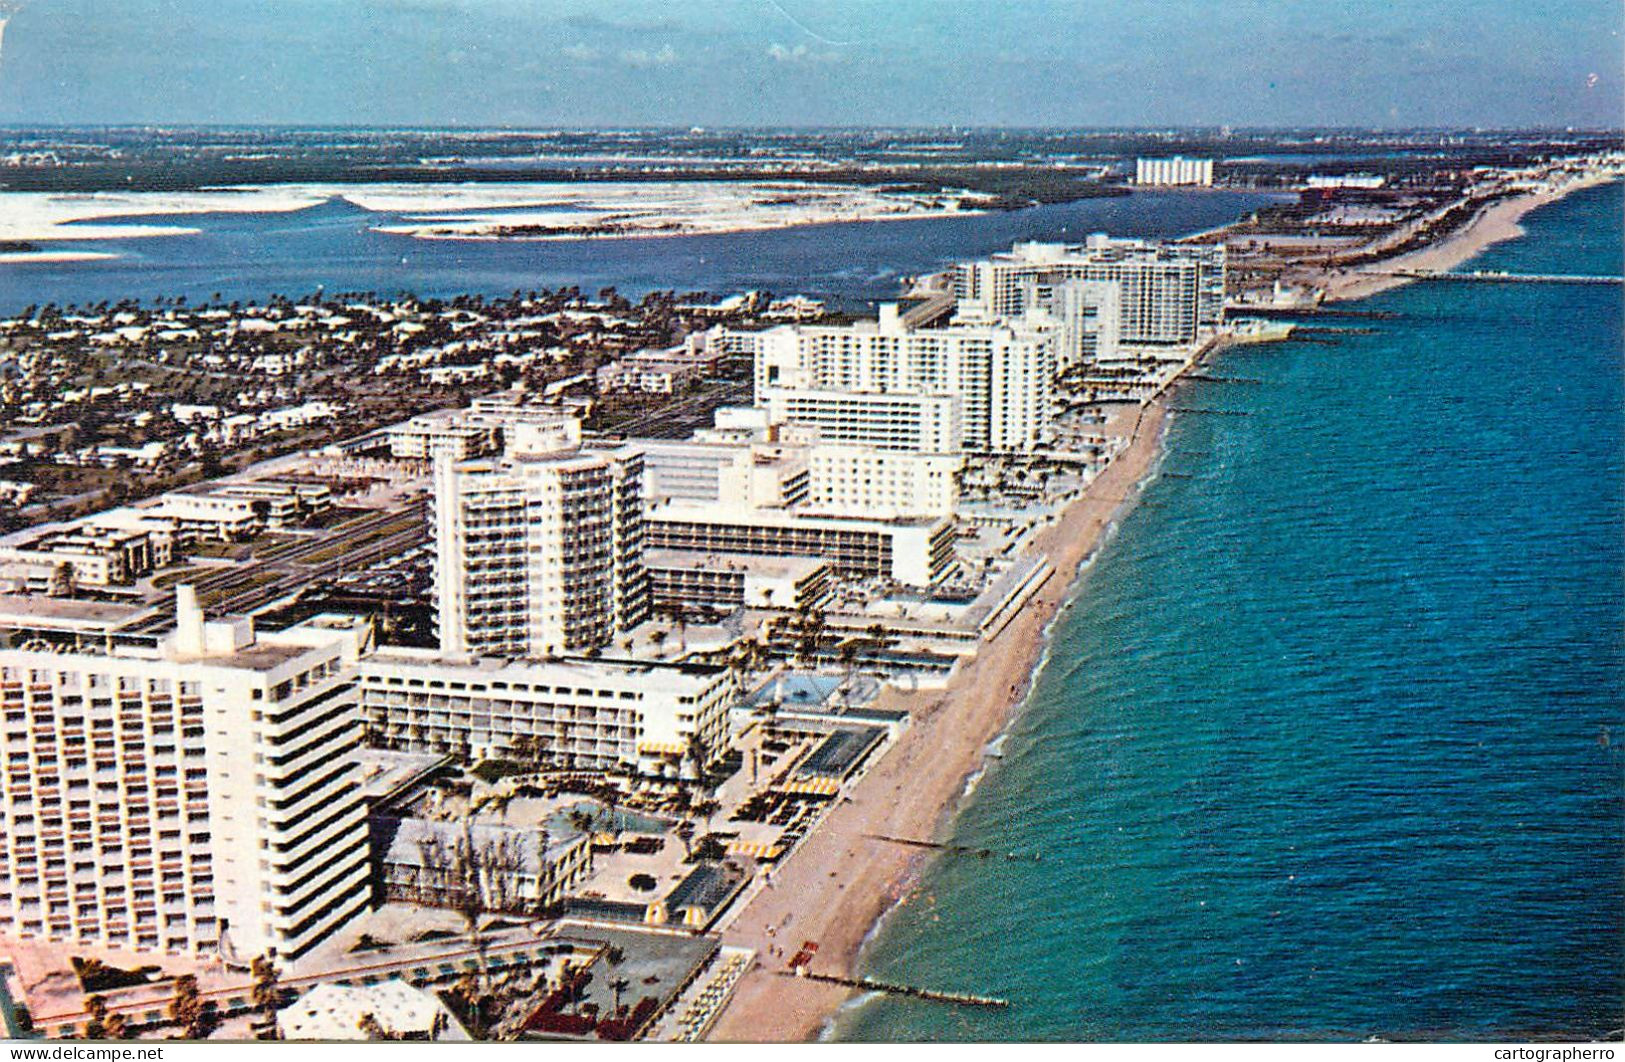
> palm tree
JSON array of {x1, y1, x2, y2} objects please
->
[
  {"x1": 250, "y1": 955, "x2": 281, "y2": 1038},
  {"x1": 838, "y1": 640, "x2": 859, "y2": 703},
  {"x1": 84, "y1": 995, "x2": 108, "y2": 1039},
  {"x1": 608, "y1": 977, "x2": 630, "y2": 1018},
  {"x1": 675, "y1": 819, "x2": 697, "y2": 860},
  {"x1": 167, "y1": 975, "x2": 201, "y2": 1034},
  {"x1": 690, "y1": 798, "x2": 721, "y2": 832}
]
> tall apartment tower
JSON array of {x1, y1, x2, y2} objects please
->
[
  {"x1": 0, "y1": 592, "x2": 374, "y2": 962},
  {"x1": 955, "y1": 235, "x2": 1226, "y2": 347},
  {"x1": 750, "y1": 305, "x2": 1059, "y2": 453},
  {"x1": 432, "y1": 422, "x2": 649, "y2": 659},
  {"x1": 1135, "y1": 156, "x2": 1214, "y2": 186}
]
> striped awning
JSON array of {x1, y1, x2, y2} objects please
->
[
  {"x1": 728, "y1": 840, "x2": 785, "y2": 859},
  {"x1": 780, "y1": 777, "x2": 840, "y2": 797}
]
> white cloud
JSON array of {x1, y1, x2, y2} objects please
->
[
  {"x1": 561, "y1": 43, "x2": 599, "y2": 61},
  {"x1": 619, "y1": 44, "x2": 678, "y2": 68},
  {"x1": 767, "y1": 42, "x2": 840, "y2": 64}
]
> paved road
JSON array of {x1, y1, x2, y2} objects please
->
[{"x1": 127, "y1": 499, "x2": 428, "y2": 628}]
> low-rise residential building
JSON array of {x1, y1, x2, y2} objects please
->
[
  {"x1": 278, "y1": 980, "x2": 467, "y2": 1041},
  {"x1": 386, "y1": 411, "x2": 501, "y2": 462},
  {"x1": 0, "y1": 513, "x2": 177, "y2": 590},
  {"x1": 146, "y1": 480, "x2": 332, "y2": 540},
  {"x1": 373, "y1": 817, "x2": 592, "y2": 914},
  {"x1": 596, "y1": 342, "x2": 724, "y2": 395},
  {"x1": 144, "y1": 490, "x2": 263, "y2": 541}
]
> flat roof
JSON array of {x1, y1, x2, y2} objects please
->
[
  {"x1": 644, "y1": 548, "x2": 828, "y2": 580},
  {"x1": 363, "y1": 646, "x2": 725, "y2": 679},
  {"x1": 742, "y1": 672, "x2": 842, "y2": 710},
  {"x1": 379, "y1": 815, "x2": 582, "y2": 871},
  {"x1": 526, "y1": 923, "x2": 720, "y2": 1041},
  {"x1": 357, "y1": 748, "x2": 450, "y2": 802},
  {"x1": 172, "y1": 639, "x2": 310, "y2": 672},
  {"x1": 0, "y1": 593, "x2": 146, "y2": 630},
  {"x1": 648, "y1": 501, "x2": 946, "y2": 533},
  {"x1": 663, "y1": 860, "x2": 748, "y2": 915},
  {"x1": 797, "y1": 725, "x2": 886, "y2": 780}
]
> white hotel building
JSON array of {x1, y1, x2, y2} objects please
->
[
  {"x1": 955, "y1": 236, "x2": 1226, "y2": 348},
  {"x1": 803, "y1": 446, "x2": 960, "y2": 521},
  {"x1": 432, "y1": 421, "x2": 648, "y2": 660},
  {"x1": 757, "y1": 389, "x2": 962, "y2": 454},
  {"x1": 1135, "y1": 156, "x2": 1214, "y2": 187},
  {"x1": 358, "y1": 649, "x2": 734, "y2": 778},
  {"x1": 0, "y1": 592, "x2": 374, "y2": 962},
  {"x1": 749, "y1": 304, "x2": 1058, "y2": 453},
  {"x1": 637, "y1": 430, "x2": 958, "y2": 522}
]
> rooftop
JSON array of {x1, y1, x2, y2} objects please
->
[
  {"x1": 278, "y1": 979, "x2": 467, "y2": 1042},
  {"x1": 644, "y1": 548, "x2": 828, "y2": 581},
  {"x1": 797, "y1": 725, "x2": 886, "y2": 781},
  {"x1": 649, "y1": 499, "x2": 947, "y2": 532},
  {"x1": 376, "y1": 815, "x2": 585, "y2": 874},
  {"x1": 0, "y1": 593, "x2": 146, "y2": 631}
]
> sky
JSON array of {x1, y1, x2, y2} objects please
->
[{"x1": 0, "y1": 0, "x2": 1619, "y2": 128}]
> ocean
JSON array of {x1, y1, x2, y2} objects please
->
[{"x1": 835, "y1": 180, "x2": 1625, "y2": 1042}]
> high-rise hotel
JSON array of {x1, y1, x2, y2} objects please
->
[
  {"x1": 431, "y1": 418, "x2": 649, "y2": 659},
  {"x1": 0, "y1": 591, "x2": 373, "y2": 962},
  {"x1": 954, "y1": 235, "x2": 1226, "y2": 347},
  {"x1": 751, "y1": 303, "x2": 1059, "y2": 454},
  {"x1": 1134, "y1": 156, "x2": 1214, "y2": 187}
]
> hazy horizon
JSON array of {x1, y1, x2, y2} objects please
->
[
  {"x1": 0, "y1": 1, "x2": 1618, "y2": 129},
  {"x1": 1, "y1": 121, "x2": 1621, "y2": 133}
]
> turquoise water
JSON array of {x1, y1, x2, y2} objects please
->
[{"x1": 839, "y1": 181, "x2": 1625, "y2": 1042}]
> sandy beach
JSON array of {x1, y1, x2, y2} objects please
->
[
  {"x1": 1320, "y1": 174, "x2": 1616, "y2": 302},
  {"x1": 705, "y1": 171, "x2": 1622, "y2": 1044},
  {"x1": 708, "y1": 395, "x2": 1178, "y2": 1042}
]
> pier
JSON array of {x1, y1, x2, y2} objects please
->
[
  {"x1": 865, "y1": 833, "x2": 1043, "y2": 862},
  {"x1": 1224, "y1": 305, "x2": 1403, "y2": 320},
  {"x1": 1186, "y1": 373, "x2": 1262, "y2": 384},
  {"x1": 780, "y1": 970, "x2": 1010, "y2": 1009},
  {"x1": 1358, "y1": 268, "x2": 1623, "y2": 286}
]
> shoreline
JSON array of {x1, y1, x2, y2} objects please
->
[
  {"x1": 708, "y1": 384, "x2": 1186, "y2": 1043},
  {"x1": 369, "y1": 205, "x2": 989, "y2": 244},
  {"x1": 705, "y1": 171, "x2": 1616, "y2": 1044},
  {"x1": 1319, "y1": 173, "x2": 1618, "y2": 302}
]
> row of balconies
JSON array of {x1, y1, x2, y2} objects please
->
[{"x1": 366, "y1": 696, "x2": 636, "y2": 722}]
